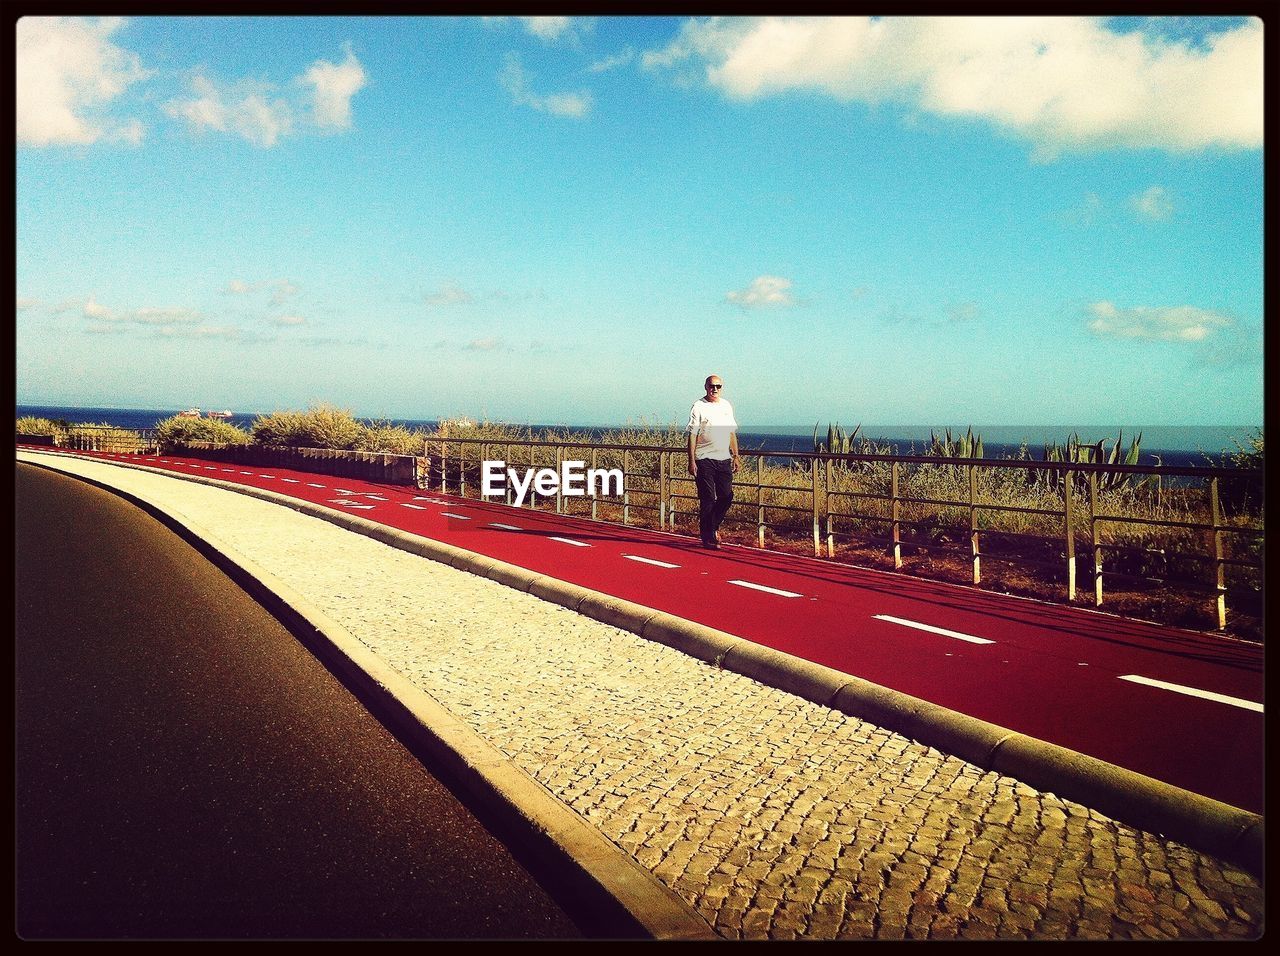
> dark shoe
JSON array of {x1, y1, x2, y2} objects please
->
[{"x1": 701, "y1": 540, "x2": 720, "y2": 550}]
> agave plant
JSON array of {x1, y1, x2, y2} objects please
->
[
  {"x1": 927, "y1": 426, "x2": 984, "y2": 460},
  {"x1": 813, "y1": 422, "x2": 862, "y2": 455},
  {"x1": 1038, "y1": 430, "x2": 1158, "y2": 493}
]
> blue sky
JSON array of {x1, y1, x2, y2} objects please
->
[{"x1": 15, "y1": 15, "x2": 1264, "y2": 426}]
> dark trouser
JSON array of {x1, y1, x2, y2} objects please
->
[{"x1": 695, "y1": 458, "x2": 734, "y2": 543}]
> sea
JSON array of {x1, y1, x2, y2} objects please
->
[{"x1": 16, "y1": 404, "x2": 1259, "y2": 469}]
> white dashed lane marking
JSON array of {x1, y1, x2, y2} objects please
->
[
  {"x1": 441, "y1": 512, "x2": 471, "y2": 520},
  {"x1": 624, "y1": 554, "x2": 680, "y2": 569},
  {"x1": 550, "y1": 536, "x2": 590, "y2": 547},
  {"x1": 239, "y1": 471, "x2": 254, "y2": 475},
  {"x1": 259, "y1": 474, "x2": 274, "y2": 479},
  {"x1": 1118, "y1": 675, "x2": 1263, "y2": 713},
  {"x1": 873, "y1": 615, "x2": 995, "y2": 645},
  {"x1": 305, "y1": 482, "x2": 324, "y2": 487},
  {"x1": 729, "y1": 580, "x2": 802, "y2": 598},
  {"x1": 221, "y1": 468, "x2": 236, "y2": 472},
  {"x1": 400, "y1": 503, "x2": 428, "y2": 510},
  {"x1": 489, "y1": 523, "x2": 523, "y2": 530}
]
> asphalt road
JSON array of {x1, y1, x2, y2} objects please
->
[
  {"x1": 15, "y1": 463, "x2": 582, "y2": 939},
  {"x1": 26, "y1": 446, "x2": 1261, "y2": 812}
]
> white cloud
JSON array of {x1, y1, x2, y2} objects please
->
[
  {"x1": 301, "y1": 45, "x2": 367, "y2": 129},
  {"x1": 1130, "y1": 185, "x2": 1175, "y2": 221},
  {"x1": 83, "y1": 297, "x2": 114, "y2": 319},
  {"x1": 269, "y1": 280, "x2": 300, "y2": 305},
  {"x1": 523, "y1": 17, "x2": 574, "y2": 41},
  {"x1": 426, "y1": 283, "x2": 474, "y2": 306},
  {"x1": 16, "y1": 17, "x2": 151, "y2": 147},
  {"x1": 165, "y1": 44, "x2": 363, "y2": 147},
  {"x1": 500, "y1": 55, "x2": 592, "y2": 119},
  {"x1": 224, "y1": 278, "x2": 299, "y2": 304},
  {"x1": 157, "y1": 324, "x2": 239, "y2": 339},
  {"x1": 1086, "y1": 301, "x2": 1233, "y2": 342},
  {"x1": 80, "y1": 297, "x2": 202, "y2": 325},
  {"x1": 726, "y1": 276, "x2": 797, "y2": 310},
  {"x1": 588, "y1": 48, "x2": 636, "y2": 74},
  {"x1": 165, "y1": 74, "x2": 293, "y2": 147},
  {"x1": 483, "y1": 16, "x2": 585, "y2": 42},
  {"x1": 1058, "y1": 191, "x2": 1104, "y2": 226},
  {"x1": 644, "y1": 16, "x2": 1263, "y2": 156}
]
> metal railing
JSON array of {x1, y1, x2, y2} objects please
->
[
  {"x1": 423, "y1": 436, "x2": 1263, "y2": 632},
  {"x1": 61, "y1": 426, "x2": 160, "y2": 454}
]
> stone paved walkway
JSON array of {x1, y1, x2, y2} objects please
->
[{"x1": 19, "y1": 452, "x2": 1264, "y2": 940}]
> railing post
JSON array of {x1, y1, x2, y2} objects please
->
[
  {"x1": 825, "y1": 457, "x2": 834, "y2": 558},
  {"x1": 528, "y1": 442, "x2": 535, "y2": 508},
  {"x1": 623, "y1": 449, "x2": 631, "y2": 525},
  {"x1": 440, "y1": 441, "x2": 447, "y2": 494},
  {"x1": 660, "y1": 452, "x2": 668, "y2": 529},
  {"x1": 591, "y1": 446, "x2": 599, "y2": 521},
  {"x1": 555, "y1": 445, "x2": 564, "y2": 514},
  {"x1": 811, "y1": 458, "x2": 820, "y2": 557},
  {"x1": 969, "y1": 464, "x2": 980, "y2": 585},
  {"x1": 671, "y1": 454, "x2": 679, "y2": 530},
  {"x1": 459, "y1": 441, "x2": 466, "y2": 498},
  {"x1": 757, "y1": 455, "x2": 765, "y2": 548},
  {"x1": 504, "y1": 442, "x2": 512, "y2": 505},
  {"x1": 1090, "y1": 471, "x2": 1102, "y2": 606},
  {"x1": 891, "y1": 460, "x2": 902, "y2": 569},
  {"x1": 1063, "y1": 468, "x2": 1076, "y2": 600},
  {"x1": 1210, "y1": 477, "x2": 1226, "y2": 630}
]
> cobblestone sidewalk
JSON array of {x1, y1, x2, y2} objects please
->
[{"x1": 20, "y1": 454, "x2": 1264, "y2": 940}]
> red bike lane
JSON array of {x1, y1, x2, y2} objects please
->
[{"x1": 22, "y1": 446, "x2": 1263, "y2": 813}]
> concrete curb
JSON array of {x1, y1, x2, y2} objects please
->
[
  {"x1": 19, "y1": 449, "x2": 1264, "y2": 878},
  {"x1": 16, "y1": 453, "x2": 717, "y2": 941}
]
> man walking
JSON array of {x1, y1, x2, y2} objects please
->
[{"x1": 687, "y1": 374, "x2": 740, "y2": 549}]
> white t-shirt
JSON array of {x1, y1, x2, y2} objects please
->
[{"x1": 687, "y1": 397, "x2": 738, "y2": 460}]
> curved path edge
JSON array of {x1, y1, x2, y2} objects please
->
[
  {"x1": 17, "y1": 453, "x2": 716, "y2": 941},
  {"x1": 21, "y1": 450, "x2": 1263, "y2": 878}
]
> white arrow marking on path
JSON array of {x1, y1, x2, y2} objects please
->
[
  {"x1": 400, "y1": 503, "x2": 428, "y2": 510},
  {"x1": 1118, "y1": 675, "x2": 1263, "y2": 713},
  {"x1": 873, "y1": 615, "x2": 994, "y2": 645},
  {"x1": 441, "y1": 512, "x2": 471, "y2": 520},
  {"x1": 550, "y1": 537, "x2": 590, "y2": 547}
]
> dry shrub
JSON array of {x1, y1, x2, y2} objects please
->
[{"x1": 155, "y1": 415, "x2": 251, "y2": 452}]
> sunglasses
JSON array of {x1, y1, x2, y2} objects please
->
[{"x1": 708, "y1": 384, "x2": 723, "y2": 390}]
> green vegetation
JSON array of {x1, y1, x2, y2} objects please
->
[
  {"x1": 154, "y1": 415, "x2": 251, "y2": 452},
  {"x1": 16, "y1": 416, "x2": 69, "y2": 443},
  {"x1": 250, "y1": 403, "x2": 366, "y2": 449}
]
